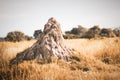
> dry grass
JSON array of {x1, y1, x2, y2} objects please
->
[
  {"x1": 0, "y1": 38, "x2": 120, "y2": 80},
  {"x1": 66, "y1": 37, "x2": 120, "y2": 64},
  {"x1": 0, "y1": 40, "x2": 36, "y2": 60}
]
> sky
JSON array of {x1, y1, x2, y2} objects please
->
[{"x1": 0, "y1": 0, "x2": 120, "y2": 37}]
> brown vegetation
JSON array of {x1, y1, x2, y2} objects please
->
[
  {"x1": 0, "y1": 31, "x2": 33, "y2": 42},
  {"x1": 64, "y1": 25, "x2": 118, "y2": 39},
  {"x1": 0, "y1": 37, "x2": 120, "y2": 80},
  {"x1": 113, "y1": 27, "x2": 120, "y2": 37},
  {"x1": 83, "y1": 25, "x2": 101, "y2": 38},
  {"x1": 0, "y1": 18, "x2": 120, "y2": 80}
]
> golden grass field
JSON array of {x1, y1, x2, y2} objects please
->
[{"x1": 0, "y1": 37, "x2": 120, "y2": 80}]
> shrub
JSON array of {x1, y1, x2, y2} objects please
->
[
  {"x1": 33, "y1": 30, "x2": 42, "y2": 39},
  {"x1": 65, "y1": 31, "x2": 71, "y2": 34},
  {"x1": 5, "y1": 31, "x2": 25, "y2": 42},
  {"x1": 83, "y1": 25, "x2": 101, "y2": 38},
  {"x1": 71, "y1": 27, "x2": 80, "y2": 34},
  {"x1": 100, "y1": 28, "x2": 116, "y2": 37},
  {"x1": 113, "y1": 27, "x2": 120, "y2": 37},
  {"x1": 64, "y1": 25, "x2": 87, "y2": 39},
  {"x1": 70, "y1": 25, "x2": 87, "y2": 35},
  {"x1": 0, "y1": 37, "x2": 5, "y2": 41},
  {"x1": 63, "y1": 34, "x2": 81, "y2": 39},
  {"x1": 24, "y1": 35, "x2": 33, "y2": 41}
]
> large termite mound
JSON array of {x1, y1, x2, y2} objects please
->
[{"x1": 10, "y1": 17, "x2": 74, "y2": 64}]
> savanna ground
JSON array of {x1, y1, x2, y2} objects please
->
[{"x1": 0, "y1": 37, "x2": 120, "y2": 80}]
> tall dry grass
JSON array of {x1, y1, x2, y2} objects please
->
[
  {"x1": 0, "y1": 38, "x2": 120, "y2": 80},
  {"x1": 66, "y1": 37, "x2": 120, "y2": 64},
  {"x1": 0, "y1": 40, "x2": 36, "y2": 60}
]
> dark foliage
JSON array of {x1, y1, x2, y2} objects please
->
[
  {"x1": 65, "y1": 31, "x2": 71, "y2": 34},
  {"x1": 63, "y1": 34, "x2": 81, "y2": 39},
  {"x1": 64, "y1": 25, "x2": 117, "y2": 39},
  {"x1": 83, "y1": 25, "x2": 101, "y2": 38},
  {"x1": 4, "y1": 31, "x2": 33, "y2": 42},
  {"x1": 5, "y1": 31, "x2": 25, "y2": 42},
  {"x1": 33, "y1": 29, "x2": 42, "y2": 39},
  {"x1": 0, "y1": 37, "x2": 5, "y2": 41},
  {"x1": 113, "y1": 27, "x2": 120, "y2": 37},
  {"x1": 100, "y1": 28, "x2": 116, "y2": 37},
  {"x1": 71, "y1": 25, "x2": 87, "y2": 35},
  {"x1": 24, "y1": 35, "x2": 33, "y2": 41},
  {"x1": 64, "y1": 25, "x2": 87, "y2": 39},
  {"x1": 71, "y1": 27, "x2": 80, "y2": 34}
]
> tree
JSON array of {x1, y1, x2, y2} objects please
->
[
  {"x1": 113, "y1": 27, "x2": 120, "y2": 37},
  {"x1": 100, "y1": 28, "x2": 116, "y2": 37},
  {"x1": 71, "y1": 27, "x2": 80, "y2": 34},
  {"x1": 83, "y1": 25, "x2": 101, "y2": 38},
  {"x1": 0, "y1": 37, "x2": 5, "y2": 41},
  {"x1": 33, "y1": 29, "x2": 42, "y2": 39},
  {"x1": 24, "y1": 35, "x2": 33, "y2": 40},
  {"x1": 64, "y1": 25, "x2": 88, "y2": 39},
  {"x1": 5, "y1": 31, "x2": 25, "y2": 42}
]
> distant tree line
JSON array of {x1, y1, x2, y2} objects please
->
[
  {"x1": 0, "y1": 26, "x2": 120, "y2": 42},
  {"x1": 63, "y1": 25, "x2": 120, "y2": 39},
  {"x1": 0, "y1": 31, "x2": 33, "y2": 42},
  {"x1": 0, "y1": 29, "x2": 43, "y2": 42}
]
